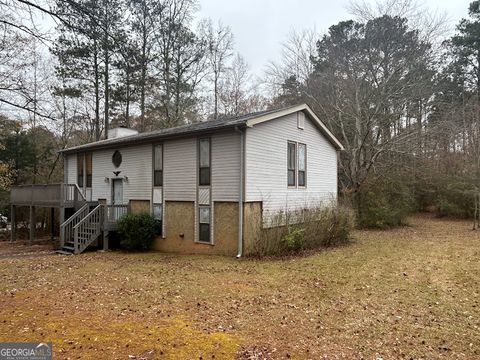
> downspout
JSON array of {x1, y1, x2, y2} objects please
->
[{"x1": 235, "y1": 125, "x2": 245, "y2": 258}]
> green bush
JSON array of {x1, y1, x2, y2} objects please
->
[
  {"x1": 281, "y1": 227, "x2": 306, "y2": 251},
  {"x1": 356, "y1": 177, "x2": 414, "y2": 228},
  {"x1": 247, "y1": 205, "x2": 354, "y2": 257},
  {"x1": 117, "y1": 213, "x2": 157, "y2": 251}
]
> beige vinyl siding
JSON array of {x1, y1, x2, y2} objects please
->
[
  {"x1": 66, "y1": 154, "x2": 77, "y2": 184},
  {"x1": 245, "y1": 111, "x2": 338, "y2": 221},
  {"x1": 163, "y1": 138, "x2": 197, "y2": 201},
  {"x1": 92, "y1": 144, "x2": 152, "y2": 203},
  {"x1": 211, "y1": 131, "x2": 241, "y2": 201}
]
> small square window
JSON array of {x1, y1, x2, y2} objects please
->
[{"x1": 297, "y1": 112, "x2": 305, "y2": 129}]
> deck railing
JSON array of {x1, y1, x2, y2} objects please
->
[
  {"x1": 10, "y1": 183, "x2": 86, "y2": 208},
  {"x1": 105, "y1": 204, "x2": 128, "y2": 226},
  {"x1": 63, "y1": 184, "x2": 86, "y2": 204}
]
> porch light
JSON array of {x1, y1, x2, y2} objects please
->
[{"x1": 104, "y1": 177, "x2": 110, "y2": 183}]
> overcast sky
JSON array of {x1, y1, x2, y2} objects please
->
[{"x1": 198, "y1": 0, "x2": 471, "y2": 77}]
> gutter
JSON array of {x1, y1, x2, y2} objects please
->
[{"x1": 235, "y1": 125, "x2": 245, "y2": 258}]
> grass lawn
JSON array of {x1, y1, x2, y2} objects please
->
[{"x1": 0, "y1": 214, "x2": 479, "y2": 359}]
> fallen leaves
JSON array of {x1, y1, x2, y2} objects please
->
[{"x1": 0, "y1": 214, "x2": 479, "y2": 359}]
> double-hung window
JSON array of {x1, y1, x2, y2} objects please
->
[
  {"x1": 287, "y1": 142, "x2": 307, "y2": 187},
  {"x1": 154, "y1": 144, "x2": 163, "y2": 186},
  {"x1": 298, "y1": 143, "x2": 306, "y2": 187},
  {"x1": 77, "y1": 153, "x2": 84, "y2": 187},
  {"x1": 199, "y1": 138, "x2": 211, "y2": 186},
  {"x1": 153, "y1": 203, "x2": 163, "y2": 236},
  {"x1": 198, "y1": 138, "x2": 211, "y2": 243},
  {"x1": 77, "y1": 153, "x2": 92, "y2": 188},
  {"x1": 287, "y1": 142, "x2": 296, "y2": 186},
  {"x1": 198, "y1": 206, "x2": 211, "y2": 242}
]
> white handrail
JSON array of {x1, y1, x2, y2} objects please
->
[
  {"x1": 73, "y1": 205, "x2": 103, "y2": 254},
  {"x1": 73, "y1": 184, "x2": 87, "y2": 201},
  {"x1": 60, "y1": 203, "x2": 89, "y2": 248},
  {"x1": 60, "y1": 203, "x2": 89, "y2": 228}
]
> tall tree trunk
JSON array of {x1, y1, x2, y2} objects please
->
[
  {"x1": 214, "y1": 70, "x2": 218, "y2": 119},
  {"x1": 140, "y1": 8, "x2": 147, "y2": 132},
  {"x1": 125, "y1": 71, "x2": 130, "y2": 127},
  {"x1": 103, "y1": 2, "x2": 109, "y2": 139},
  {"x1": 94, "y1": 40, "x2": 100, "y2": 141}
]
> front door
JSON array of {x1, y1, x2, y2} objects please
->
[{"x1": 112, "y1": 179, "x2": 123, "y2": 205}]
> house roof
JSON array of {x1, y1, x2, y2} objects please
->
[{"x1": 61, "y1": 103, "x2": 344, "y2": 154}]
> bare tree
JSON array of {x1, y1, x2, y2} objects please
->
[
  {"x1": 348, "y1": 0, "x2": 450, "y2": 50},
  {"x1": 264, "y1": 28, "x2": 318, "y2": 95},
  {"x1": 200, "y1": 19, "x2": 234, "y2": 119}
]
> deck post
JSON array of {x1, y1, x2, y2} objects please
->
[
  {"x1": 103, "y1": 231, "x2": 109, "y2": 251},
  {"x1": 50, "y1": 207, "x2": 55, "y2": 241},
  {"x1": 73, "y1": 188, "x2": 78, "y2": 210},
  {"x1": 60, "y1": 207, "x2": 65, "y2": 248},
  {"x1": 29, "y1": 206, "x2": 35, "y2": 245},
  {"x1": 10, "y1": 205, "x2": 16, "y2": 242}
]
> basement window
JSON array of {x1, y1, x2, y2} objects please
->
[
  {"x1": 153, "y1": 203, "x2": 163, "y2": 236},
  {"x1": 198, "y1": 206, "x2": 211, "y2": 243}
]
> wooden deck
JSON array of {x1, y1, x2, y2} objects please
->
[
  {"x1": 10, "y1": 183, "x2": 129, "y2": 252},
  {"x1": 10, "y1": 184, "x2": 86, "y2": 208}
]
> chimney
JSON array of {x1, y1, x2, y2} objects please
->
[{"x1": 108, "y1": 126, "x2": 138, "y2": 139}]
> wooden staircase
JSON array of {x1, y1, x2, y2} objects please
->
[
  {"x1": 58, "y1": 204, "x2": 103, "y2": 254},
  {"x1": 58, "y1": 203, "x2": 128, "y2": 255},
  {"x1": 72, "y1": 204, "x2": 104, "y2": 254}
]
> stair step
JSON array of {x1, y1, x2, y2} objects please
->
[
  {"x1": 62, "y1": 246, "x2": 75, "y2": 251},
  {"x1": 55, "y1": 250, "x2": 73, "y2": 255}
]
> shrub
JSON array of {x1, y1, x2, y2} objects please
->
[
  {"x1": 281, "y1": 227, "x2": 306, "y2": 251},
  {"x1": 434, "y1": 179, "x2": 475, "y2": 218},
  {"x1": 117, "y1": 213, "x2": 157, "y2": 251},
  {"x1": 356, "y1": 177, "x2": 414, "y2": 228},
  {"x1": 247, "y1": 205, "x2": 354, "y2": 257}
]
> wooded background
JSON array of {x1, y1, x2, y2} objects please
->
[{"x1": 1, "y1": 0, "x2": 479, "y2": 228}]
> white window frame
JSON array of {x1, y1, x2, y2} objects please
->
[
  {"x1": 153, "y1": 144, "x2": 163, "y2": 187},
  {"x1": 198, "y1": 205, "x2": 211, "y2": 244},
  {"x1": 287, "y1": 141, "x2": 307, "y2": 189},
  {"x1": 298, "y1": 143, "x2": 307, "y2": 188},
  {"x1": 287, "y1": 141, "x2": 296, "y2": 187},
  {"x1": 297, "y1": 111, "x2": 305, "y2": 129}
]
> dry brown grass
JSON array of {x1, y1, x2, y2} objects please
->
[{"x1": 1, "y1": 214, "x2": 479, "y2": 359}]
